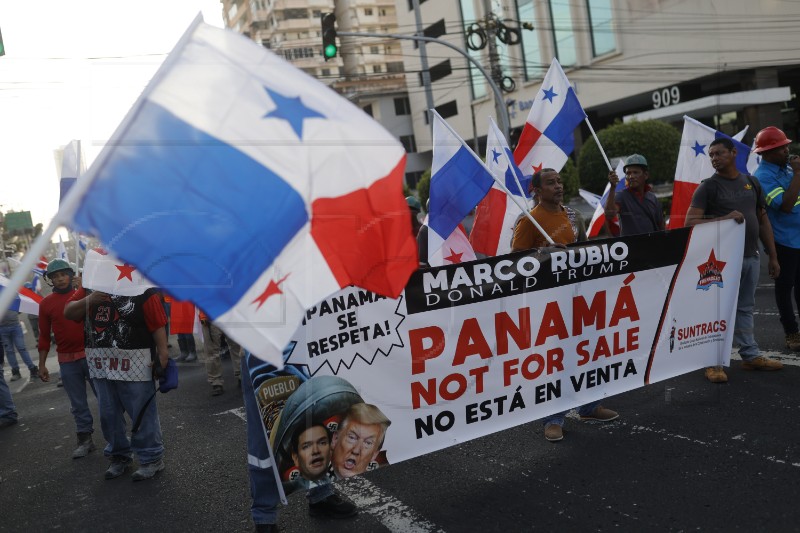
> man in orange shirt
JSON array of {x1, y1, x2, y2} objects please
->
[{"x1": 511, "y1": 168, "x2": 619, "y2": 442}]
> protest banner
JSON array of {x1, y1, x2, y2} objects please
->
[{"x1": 248, "y1": 220, "x2": 744, "y2": 491}]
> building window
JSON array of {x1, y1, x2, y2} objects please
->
[
  {"x1": 284, "y1": 8, "x2": 308, "y2": 20},
  {"x1": 400, "y1": 135, "x2": 418, "y2": 154},
  {"x1": 370, "y1": 46, "x2": 380, "y2": 55},
  {"x1": 372, "y1": 65, "x2": 383, "y2": 73},
  {"x1": 380, "y1": 8, "x2": 388, "y2": 16},
  {"x1": 387, "y1": 61, "x2": 404, "y2": 73},
  {"x1": 312, "y1": 9, "x2": 322, "y2": 18},
  {"x1": 516, "y1": 0, "x2": 544, "y2": 80},
  {"x1": 548, "y1": 0, "x2": 576, "y2": 67},
  {"x1": 364, "y1": 7, "x2": 373, "y2": 15},
  {"x1": 415, "y1": 18, "x2": 446, "y2": 49},
  {"x1": 261, "y1": 40, "x2": 271, "y2": 49},
  {"x1": 363, "y1": 104, "x2": 374, "y2": 117},
  {"x1": 587, "y1": 0, "x2": 615, "y2": 57},
  {"x1": 422, "y1": 59, "x2": 452, "y2": 84},
  {"x1": 321, "y1": 68, "x2": 331, "y2": 76},
  {"x1": 436, "y1": 100, "x2": 458, "y2": 120},
  {"x1": 394, "y1": 97, "x2": 411, "y2": 115}
]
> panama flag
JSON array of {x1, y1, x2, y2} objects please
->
[
  {"x1": 425, "y1": 218, "x2": 476, "y2": 267},
  {"x1": 470, "y1": 118, "x2": 531, "y2": 256},
  {"x1": 668, "y1": 116, "x2": 752, "y2": 229},
  {"x1": 428, "y1": 111, "x2": 495, "y2": 259},
  {"x1": 587, "y1": 160, "x2": 626, "y2": 238},
  {"x1": 58, "y1": 140, "x2": 82, "y2": 205},
  {"x1": 0, "y1": 275, "x2": 43, "y2": 315},
  {"x1": 59, "y1": 17, "x2": 417, "y2": 367},
  {"x1": 513, "y1": 58, "x2": 586, "y2": 176},
  {"x1": 57, "y1": 234, "x2": 68, "y2": 261}
]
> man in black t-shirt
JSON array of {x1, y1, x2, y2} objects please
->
[{"x1": 685, "y1": 137, "x2": 782, "y2": 384}]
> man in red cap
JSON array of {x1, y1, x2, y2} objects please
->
[{"x1": 753, "y1": 126, "x2": 800, "y2": 351}]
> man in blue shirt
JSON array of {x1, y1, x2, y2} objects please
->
[{"x1": 753, "y1": 126, "x2": 800, "y2": 351}]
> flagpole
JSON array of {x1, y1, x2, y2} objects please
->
[
  {"x1": 432, "y1": 111, "x2": 554, "y2": 245},
  {"x1": 0, "y1": 14, "x2": 207, "y2": 320},
  {"x1": 584, "y1": 118, "x2": 613, "y2": 172}
]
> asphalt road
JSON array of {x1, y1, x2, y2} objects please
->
[{"x1": 1, "y1": 257, "x2": 798, "y2": 532}]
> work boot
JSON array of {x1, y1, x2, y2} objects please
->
[
  {"x1": 72, "y1": 432, "x2": 96, "y2": 459},
  {"x1": 131, "y1": 459, "x2": 165, "y2": 481},
  {"x1": 104, "y1": 457, "x2": 132, "y2": 480},
  {"x1": 544, "y1": 423, "x2": 564, "y2": 442},
  {"x1": 785, "y1": 332, "x2": 800, "y2": 351},
  {"x1": 10, "y1": 368, "x2": 21, "y2": 382},
  {"x1": 704, "y1": 366, "x2": 728, "y2": 383},
  {"x1": 579, "y1": 406, "x2": 619, "y2": 422},
  {"x1": 212, "y1": 385, "x2": 224, "y2": 396},
  {"x1": 741, "y1": 356, "x2": 783, "y2": 371}
]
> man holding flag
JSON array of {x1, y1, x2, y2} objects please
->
[
  {"x1": 686, "y1": 137, "x2": 782, "y2": 383},
  {"x1": 603, "y1": 154, "x2": 664, "y2": 236}
]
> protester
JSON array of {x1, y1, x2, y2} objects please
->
[
  {"x1": 0, "y1": 306, "x2": 39, "y2": 382},
  {"x1": 685, "y1": 137, "x2": 783, "y2": 383},
  {"x1": 0, "y1": 357, "x2": 18, "y2": 428},
  {"x1": 64, "y1": 284, "x2": 169, "y2": 481},
  {"x1": 752, "y1": 127, "x2": 800, "y2": 351},
  {"x1": 37, "y1": 259, "x2": 97, "y2": 458},
  {"x1": 511, "y1": 168, "x2": 619, "y2": 441},
  {"x1": 242, "y1": 352, "x2": 357, "y2": 530},
  {"x1": 331, "y1": 402, "x2": 390, "y2": 479},
  {"x1": 603, "y1": 154, "x2": 665, "y2": 235},
  {"x1": 200, "y1": 317, "x2": 242, "y2": 396}
]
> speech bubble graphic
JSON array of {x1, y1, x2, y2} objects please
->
[{"x1": 286, "y1": 286, "x2": 406, "y2": 375}]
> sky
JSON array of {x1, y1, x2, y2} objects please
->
[{"x1": 0, "y1": 0, "x2": 225, "y2": 241}]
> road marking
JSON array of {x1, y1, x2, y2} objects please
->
[
  {"x1": 214, "y1": 406, "x2": 246, "y2": 421},
  {"x1": 337, "y1": 476, "x2": 445, "y2": 533}
]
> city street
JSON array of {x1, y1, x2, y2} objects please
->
[{"x1": 1, "y1": 257, "x2": 799, "y2": 532}]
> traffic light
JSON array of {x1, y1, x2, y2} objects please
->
[
  {"x1": 321, "y1": 13, "x2": 337, "y2": 61},
  {"x1": 0, "y1": 27, "x2": 5, "y2": 57}
]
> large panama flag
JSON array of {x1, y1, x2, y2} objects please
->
[
  {"x1": 59, "y1": 17, "x2": 417, "y2": 367},
  {"x1": 668, "y1": 116, "x2": 751, "y2": 229}
]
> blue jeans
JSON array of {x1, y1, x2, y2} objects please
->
[
  {"x1": 60, "y1": 358, "x2": 96, "y2": 434},
  {"x1": 242, "y1": 357, "x2": 281, "y2": 525},
  {"x1": 734, "y1": 255, "x2": 761, "y2": 360},
  {"x1": 0, "y1": 323, "x2": 35, "y2": 371},
  {"x1": 0, "y1": 363, "x2": 17, "y2": 421},
  {"x1": 93, "y1": 378, "x2": 163, "y2": 464},
  {"x1": 543, "y1": 401, "x2": 601, "y2": 427}
]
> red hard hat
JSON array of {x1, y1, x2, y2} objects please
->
[{"x1": 754, "y1": 126, "x2": 792, "y2": 154}]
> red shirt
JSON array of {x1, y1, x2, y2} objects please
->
[{"x1": 38, "y1": 290, "x2": 86, "y2": 363}]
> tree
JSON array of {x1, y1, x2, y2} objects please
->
[
  {"x1": 560, "y1": 158, "x2": 580, "y2": 202},
  {"x1": 577, "y1": 120, "x2": 681, "y2": 193},
  {"x1": 416, "y1": 169, "x2": 431, "y2": 212}
]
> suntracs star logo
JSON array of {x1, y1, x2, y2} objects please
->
[{"x1": 696, "y1": 250, "x2": 726, "y2": 290}]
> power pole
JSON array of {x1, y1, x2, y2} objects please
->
[
  {"x1": 410, "y1": 0, "x2": 435, "y2": 125},
  {"x1": 482, "y1": 0, "x2": 506, "y2": 132}
]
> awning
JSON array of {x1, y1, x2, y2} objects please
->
[{"x1": 623, "y1": 87, "x2": 791, "y2": 123}]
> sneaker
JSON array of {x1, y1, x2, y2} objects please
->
[
  {"x1": 544, "y1": 423, "x2": 563, "y2": 442},
  {"x1": 184, "y1": 353, "x2": 197, "y2": 363},
  {"x1": 72, "y1": 433, "x2": 96, "y2": 459},
  {"x1": 57, "y1": 377, "x2": 64, "y2": 388},
  {"x1": 309, "y1": 493, "x2": 357, "y2": 519},
  {"x1": 704, "y1": 366, "x2": 728, "y2": 383},
  {"x1": 10, "y1": 369, "x2": 21, "y2": 382},
  {"x1": 176, "y1": 353, "x2": 188, "y2": 362},
  {"x1": 786, "y1": 332, "x2": 800, "y2": 351},
  {"x1": 29, "y1": 365, "x2": 39, "y2": 380},
  {"x1": 131, "y1": 459, "x2": 165, "y2": 482},
  {"x1": 741, "y1": 356, "x2": 783, "y2": 371},
  {"x1": 0, "y1": 417, "x2": 18, "y2": 429},
  {"x1": 579, "y1": 406, "x2": 619, "y2": 422},
  {"x1": 212, "y1": 385, "x2": 224, "y2": 396},
  {"x1": 104, "y1": 458, "x2": 132, "y2": 480}
]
